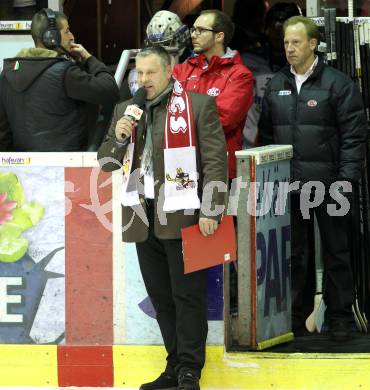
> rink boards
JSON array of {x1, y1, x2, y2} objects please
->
[
  {"x1": 0, "y1": 345, "x2": 370, "y2": 389},
  {"x1": 0, "y1": 153, "x2": 369, "y2": 389}
]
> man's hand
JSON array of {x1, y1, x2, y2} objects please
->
[
  {"x1": 115, "y1": 116, "x2": 135, "y2": 142},
  {"x1": 199, "y1": 217, "x2": 218, "y2": 237},
  {"x1": 69, "y1": 43, "x2": 92, "y2": 62}
]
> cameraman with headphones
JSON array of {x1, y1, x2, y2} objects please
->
[{"x1": 0, "y1": 8, "x2": 119, "y2": 151}]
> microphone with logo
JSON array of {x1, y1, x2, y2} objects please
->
[{"x1": 118, "y1": 87, "x2": 147, "y2": 145}]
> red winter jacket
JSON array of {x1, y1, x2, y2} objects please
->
[{"x1": 173, "y1": 49, "x2": 253, "y2": 178}]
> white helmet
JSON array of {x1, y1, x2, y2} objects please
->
[{"x1": 145, "y1": 10, "x2": 191, "y2": 52}]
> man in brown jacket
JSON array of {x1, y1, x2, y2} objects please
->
[{"x1": 98, "y1": 46, "x2": 227, "y2": 390}]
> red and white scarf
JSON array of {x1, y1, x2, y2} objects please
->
[
  {"x1": 121, "y1": 126, "x2": 140, "y2": 206},
  {"x1": 121, "y1": 80, "x2": 200, "y2": 212}
]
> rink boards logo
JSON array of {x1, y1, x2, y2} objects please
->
[
  {"x1": 207, "y1": 87, "x2": 220, "y2": 97},
  {"x1": 307, "y1": 99, "x2": 318, "y2": 107},
  {"x1": 1, "y1": 156, "x2": 31, "y2": 165}
]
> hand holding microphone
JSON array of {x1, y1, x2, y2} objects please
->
[
  {"x1": 115, "y1": 87, "x2": 147, "y2": 143},
  {"x1": 115, "y1": 116, "x2": 136, "y2": 142}
]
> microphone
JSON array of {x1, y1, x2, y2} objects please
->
[
  {"x1": 124, "y1": 87, "x2": 147, "y2": 122},
  {"x1": 116, "y1": 87, "x2": 147, "y2": 145}
]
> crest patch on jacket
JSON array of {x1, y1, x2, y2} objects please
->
[{"x1": 307, "y1": 99, "x2": 318, "y2": 107}]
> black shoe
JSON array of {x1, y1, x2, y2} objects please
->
[
  {"x1": 140, "y1": 372, "x2": 178, "y2": 390},
  {"x1": 177, "y1": 370, "x2": 200, "y2": 390},
  {"x1": 330, "y1": 320, "x2": 351, "y2": 342}
]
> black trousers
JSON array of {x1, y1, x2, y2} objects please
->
[
  {"x1": 136, "y1": 201, "x2": 208, "y2": 377},
  {"x1": 291, "y1": 192, "x2": 354, "y2": 325}
]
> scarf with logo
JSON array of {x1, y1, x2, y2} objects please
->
[{"x1": 121, "y1": 80, "x2": 200, "y2": 212}]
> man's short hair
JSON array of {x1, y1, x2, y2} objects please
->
[
  {"x1": 283, "y1": 16, "x2": 319, "y2": 42},
  {"x1": 31, "y1": 9, "x2": 67, "y2": 46},
  {"x1": 200, "y1": 9, "x2": 235, "y2": 48},
  {"x1": 136, "y1": 45, "x2": 172, "y2": 68}
]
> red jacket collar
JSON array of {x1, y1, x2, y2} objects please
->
[{"x1": 187, "y1": 50, "x2": 243, "y2": 69}]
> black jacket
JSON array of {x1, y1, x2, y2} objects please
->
[
  {"x1": 0, "y1": 48, "x2": 119, "y2": 151},
  {"x1": 259, "y1": 56, "x2": 367, "y2": 184}
]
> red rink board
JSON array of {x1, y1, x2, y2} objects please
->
[
  {"x1": 65, "y1": 168, "x2": 113, "y2": 345},
  {"x1": 57, "y1": 345, "x2": 113, "y2": 387}
]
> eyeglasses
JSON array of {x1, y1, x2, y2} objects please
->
[{"x1": 190, "y1": 26, "x2": 219, "y2": 36}]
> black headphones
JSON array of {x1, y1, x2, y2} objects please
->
[{"x1": 42, "y1": 8, "x2": 61, "y2": 50}]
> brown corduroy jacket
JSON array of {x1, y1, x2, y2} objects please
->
[{"x1": 98, "y1": 89, "x2": 228, "y2": 242}]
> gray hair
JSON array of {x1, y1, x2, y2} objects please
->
[{"x1": 136, "y1": 45, "x2": 171, "y2": 68}]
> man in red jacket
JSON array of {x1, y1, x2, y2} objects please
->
[{"x1": 173, "y1": 9, "x2": 254, "y2": 179}]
